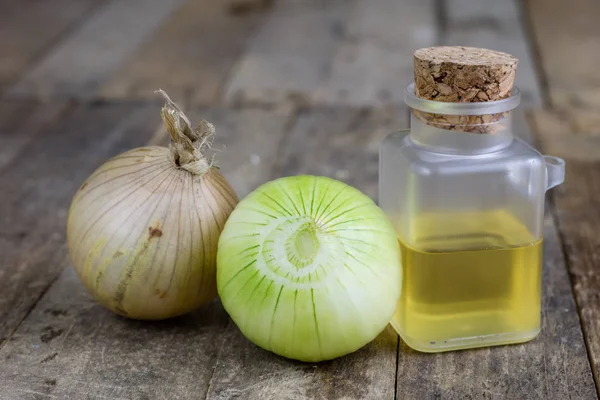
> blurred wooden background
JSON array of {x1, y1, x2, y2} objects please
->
[{"x1": 0, "y1": 0, "x2": 599, "y2": 398}]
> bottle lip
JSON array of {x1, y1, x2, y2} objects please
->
[{"x1": 404, "y1": 83, "x2": 521, "y2": 116}]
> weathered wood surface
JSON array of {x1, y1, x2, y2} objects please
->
[
  {"x1": 224, "y1": 0, "x2": 354, "y2": 107},
  {"x1": 526, "y1": 0, "x2": 600, "y2": 393},
  {"x1": 8, "y1": 0, "x2": 187, "y2": 100},
  {"x1": 0, "y1": 102, "x2": 159, "y2": 346},
  {"x1": 0, "y1": 0, "x2": 599, "y2": 399},
  {"x1": 225, "y1": 0, "x2": 274, "y2": 15},
  {"x1": 0, "y1": 0, "x2": 102, "y2": 90},
  {"x1": 271, "y1": 107, "x2": 404, "y2": 198},
  {"x1": 525, "y1": 0, "x2": 600, "y2": 109},
  {"x1": 0, "y1": 100, "x2": 68, "y2": 172},
  {"x1": 313, "y1": 0, "x2": 437, "y2": 107},
  {"x1": 206, "y1": 324, "x2": 398, "y2": 400},
  {"x1": 0, "y1": 267, "x2": 230, "y2": 400},
  {"x1": 0, "y1": 106, "x2": 292, "y2": 399},
  {"x1": 530, "y1": 109, "x2": 600, "y2": 393},
  {"x1": 226, "y1": 0, "x2": 437, "y2": 108},
  {"x1": 443, "y1": 0, "x2": 542, "y2": 107},
  {"x1": 100, "y1": 0, "x2": 266, "y2": 106},
  {"x1": 205, "y1": 107, "x2": 406, "y2": 400}
]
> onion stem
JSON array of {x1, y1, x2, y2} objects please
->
[{"x1": 156, "y1": 89, "x2": 214, "y2": 176}]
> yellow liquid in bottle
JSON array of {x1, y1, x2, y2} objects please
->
[{"x1": 391, "y1": 210, "x2": 542, "y2": 352}]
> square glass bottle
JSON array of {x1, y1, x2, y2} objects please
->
[{"x1": 379, "y1": 47, "x2": 565, "y2": 352}]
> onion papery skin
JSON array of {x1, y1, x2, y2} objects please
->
[
  {"x1": 67, "y1": 146, "x2": 238, "y2": 320},
  {"x1": 217, "y1": 175, "x2": 401, "y2": 362}
]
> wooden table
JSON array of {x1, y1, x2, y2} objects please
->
[{"x1": 0, "y1": 0, "x2": 599, "y2": 398}]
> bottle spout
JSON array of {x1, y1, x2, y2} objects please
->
[{"x1": 544, "y1": 156, "x2": 565, "y2": 190}]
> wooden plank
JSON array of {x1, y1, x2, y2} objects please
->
[
  {"x1": 530, "y1": 109, "x2": 600, "y2": 162},
  {"x1": 0, "y1": 100, "x2": 69, "y2": 173},
  {"x1": 100, "y1": 0, "x2": 266, "y2": 107},
  {"x1": 531, "y1": 109, "x2": 600, "y2": 391},
  {"x1": 314, "y1": 0, "x2": 438, "y2": 107},
  {"x1": 525, "y1": 0, "x2": 600, "y2": 108},
  {"x1": 225, "y1": 0, "x2": 274, "y2": 15},
  {"x1": 224, "y1": 0, "x2": 354, "y2": 107},
  {"x1": 443, "y1": 0, "x2": 542, "y2": 107},
  {"x1": 393, "y1": 111, "x2": 597, "y2": 399},
  {"x1": 527, "y1": 5, "x2": 600, "y2": 389},
  {"x1": 0, "y1": 102, "x2": 159, "y2": 345},
  {"x1": 200, "y1": 108, "x2": 293, "y2": 198},
  {"x1": 0, "y1": 268, "x2": 230, "y2": 400},
  {"x1": 205, "y1": 106, "x2": 408, "y2": 400},
  {"x1": 0, "y1": 106, "x2": 292, "y2": 399},
  {"x1": 270, "y1": 106, "x2": 406, "y2": 199},
  {"x1": 0, "y1": 0, "x2": 102, "y2": 90},
  {"x1": 207, "y1": 325, "x2": 399, "y2": 400},
  {"x1": 7, "y1": 0, "x2": 187, "y2": 100}
]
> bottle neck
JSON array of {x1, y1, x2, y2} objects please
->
[{"x1": 409, "y1": 111, "x2": 514, "y2": 155}]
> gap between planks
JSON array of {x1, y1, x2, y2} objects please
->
[
  {"x1": 7, "y1": 0, "x2": 188, "y2": 100},
  {"x1": 549, "y1": 202, "x2": 600, "y2": 397},
  {"x1": 529, "y1": 108, "x2": 600, "y2": 397}
]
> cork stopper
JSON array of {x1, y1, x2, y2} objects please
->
[{"x1": 413, "y1": 46, "x2": 518, "y2": 133}]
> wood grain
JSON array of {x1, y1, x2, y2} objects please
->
[
  {"x1": 0, "y1": 102, "x2": 159, "y2": 345},
  {"x1": 393, "y1": 111, "x2": 597, "y2": 399},
  {"x1": 101, "y1": 0, "x2": 266, "y2": 107},
  {"x1": 224, "y1": 0, "x2": 354, "y2": 107},
  {"x1": 531, "y1": 108, "x2": 600, "y2": 393},
  {"x1": 0, "y1": 106, "x2": 292, "y2": 399},
  {"x1": 225, "y1": 0, "x2": 274, "y2": 15},
  {"x1": 271, "y1": 106, "x2": 406, "y2": 199},
  {"x1": 525, "y1": 0, "x2": 600, "y2": 108},
  {"x1": 527, "y1": 3, "x2": 600, "y2": 389},
  {"x1": 314, "y1": 0, "x2": 437, "y2": 107},
  {"x1": 206, "y1": 324, "x2": 399, "y2": 400},
  {"x1": 8, "y1": 0, "x2": 187, "y2": 100},
  {"x1": 205, "y1": 106, "x2": 408, "y2": 400},
  {"x1": 0, "y1": 0, "x2": 102, "y2": 90},
  {"x1": 443, "y1": 0, "x2": 542, "y2": 107},
  {"x1": 0, "y1": 100, "x2": 69, "y2": 173},
  {"x1": 529, "y1": 109, "x2": 600, "y2": 162},
  {"x1": 0, "y1": 268, "x2": 230, "y2": 400}
]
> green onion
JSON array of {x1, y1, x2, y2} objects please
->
[{"x1": 217, "y1": 176, "x2": 401, "y2": 362}]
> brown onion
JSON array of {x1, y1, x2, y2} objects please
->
[{"x1": 67, "y1": 91, "x2": 238, "y2": 320}]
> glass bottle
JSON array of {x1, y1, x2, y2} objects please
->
[{"x1": 379, "y1": 84, "x2": 565, "y2": 352}]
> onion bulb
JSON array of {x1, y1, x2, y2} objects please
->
[
  {"x1": 67, "y1": 91, "x2": 238, "y2": 320},
  {"x1": 217, "y1": 176, "x2": 401, "y2": 362}
]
